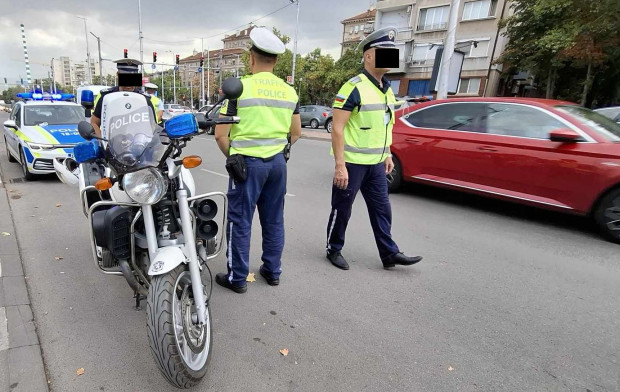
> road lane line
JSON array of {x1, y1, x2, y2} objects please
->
[
  {"x1": 200, "y1": 168, "x2": 228, "y2": 178},
  {"x1": 199, "y1": 169, "x2": 296, "y2": 197},
  {"x1": 0, "y1": 307, "x2": 8, "y2": 352}
]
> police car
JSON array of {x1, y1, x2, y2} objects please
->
[{"x1": 2, "y1": 92, "x2": 86, "y2": 180}]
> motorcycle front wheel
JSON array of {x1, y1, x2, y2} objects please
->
[{"x1": 146, "y1": 265, "x2": 212, "y2": 388}]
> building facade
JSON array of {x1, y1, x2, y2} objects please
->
[
  {"x1": 374, "y1": 0, "x2": 510, "y2": 97},
  {"x1": 223, "y1": 25, "x2": 255, "y2": 50},
  {"x1": 51, "y1": 57, "x2": 98, "y2": 87},
  {"x1": 178, "y1": 48, "x2": 246, "y2": 88},
  {"x1": 340, "y1": 9, "x2": 376, "y2": 56}
]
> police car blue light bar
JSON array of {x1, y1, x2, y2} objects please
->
[{"x1": 16, "y1": 91, "x2": 75, "y2": 101}]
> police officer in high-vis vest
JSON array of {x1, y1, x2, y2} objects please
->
[
  {"x1": 325, "y1": 27, "x2": 423, "y2": 271},
  {"x1": 214, "y1": 27, "x2": 302, "y2": 293},
  {"x1": 144, "y1": 83, "x2": 164, "y2": 123}
]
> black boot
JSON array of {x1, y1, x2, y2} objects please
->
[
  {"x1": 215, "y1": 273, "x2": 247, "y2": 293},
  {"x1": 382, "y1": 253, "x2": 423, "y2": 269},
  {"x1": 327, "y1": 251, "x2": 349, "y2": 270},
  {"x1": 259, "y1": 266, "x2": 280, "y2": 286}
]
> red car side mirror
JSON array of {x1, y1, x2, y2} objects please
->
[{"x1": 549, "y1": 128, "x2": 582, "y2": 143}]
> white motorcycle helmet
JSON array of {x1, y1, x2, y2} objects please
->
[{"x1": 53, "y1": 157, "x2": 80, "y2": 186}]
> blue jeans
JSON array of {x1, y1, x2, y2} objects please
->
[{"x1": 225, "y1": 153, "x2": 287, "y2": 286}]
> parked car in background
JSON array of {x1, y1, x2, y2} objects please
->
[
  {"x1": 388, "y1": 97, "x2": 620, "y2": 243},
  {"x1": 300, "y1": 105, "x2": 332, "y2": 131},
  {"x1": 162, "y1": 104, "x2": 187, "y2": 120},
  {"x1": 595, "y1": 106, "x2": 620, "y2": 124}
]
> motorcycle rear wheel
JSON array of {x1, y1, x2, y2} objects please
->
[{"x1": 146, "y1": 265, "x2": 212, "y2": 388}]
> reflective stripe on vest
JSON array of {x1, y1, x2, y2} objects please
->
[
  {"x1": 229, "y1": 72, "x2": 298, "y2": 158},
  {"x1": 230, "y1": 138, "x2": 288, "y2": 148},
  {"x1": 344, "y1": 145, "x2": 390, "y2": 155},
  {"x1": 341, "y1": 73, "x2": 396, "y2": 165},
  {"x1": 238, "y1": 98, "x2": 297, "y2": 110}
]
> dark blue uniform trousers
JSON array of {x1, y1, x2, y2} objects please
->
[
  {"x1": 326, "y1": 161, "x2": 400, "y2": 261},
  {"x1": 225, "y1": 153, "x2": 287, "y2": 286}
]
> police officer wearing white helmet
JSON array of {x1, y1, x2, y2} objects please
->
[
  {"x1": 214, "y1": 27, "x2": 302, "y2": 293},
  {"x1": 144, "y1": 82, "x2": 164, "y2": 123}
]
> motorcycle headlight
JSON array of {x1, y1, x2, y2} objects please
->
[{"x1": 122, "y1": 168, "x2": 167, "y2": 205}]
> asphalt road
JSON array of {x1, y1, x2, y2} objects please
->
[{"x1": 0, "y1": 111, "x2": 619, "y2": 392}]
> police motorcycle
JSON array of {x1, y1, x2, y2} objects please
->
[{"x1": 54, "y1": 78, "x2": 243, "y2": 388}]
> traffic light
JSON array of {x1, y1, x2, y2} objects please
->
[
  {"x1": 176, "y1": 54, "x2": 180, "y2": 65},
  {"x1": 199, "y1": 56, "x2": 204, "y2": 67},
  {"x1": 123, "y1": 49, "x2": 128, "y2": 58},
  {"x1": 153, "y1": 52, "x2": 157, "y2": 63}
]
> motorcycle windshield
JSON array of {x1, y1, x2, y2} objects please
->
[{"x1": 103, "y1": 92, "x2": 167, "y2": 171}]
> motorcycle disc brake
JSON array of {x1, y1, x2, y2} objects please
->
[{"x1": 180, "y1": 285, "x2": 207, "y2": 354}]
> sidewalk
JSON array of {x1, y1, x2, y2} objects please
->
[
  {"x1": 301, "y1": 129, "x2": 331, "y2": 141},
  {"x1": 0, "y1": 174, "x2": 48, "y2": 391}
]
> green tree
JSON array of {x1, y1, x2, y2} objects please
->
[{"x1": 498, "y1": 0, "x2": 620, "y2": 105}]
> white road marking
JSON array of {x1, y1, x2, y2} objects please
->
[
  {"x1": 200, "y1": 169, "x2": 228, "y2": 179},
  {"x1": 195, "y1": 137, "x2": 216, "y2": 142},
  {"x1": 199, "y1": 169, "x2": 296, "y2": 197},
  {"x1": 0, "y1": 307, "x2": 8, "y2": 352}
]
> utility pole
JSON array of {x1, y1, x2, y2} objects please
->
[
  {"x1": 50, "y1": 58, "x2": 57, "y2": 93},
  {"x1": 20, "y1": 24, "x2": 32, "y2": 87},
  {"x1": 138, "y1": 0, "x2": 144, "y2": 73},
  {"x1": 437, "y1": 0, "x2": 460, "y2": 99},
  {"x1": 161, "y1": 64, "x2": 165, "y2": 103},
  {"x1": 219, "y1": 49, "x2": 223, "y2": 86},
  {"x1": 90, "y1": 32, "x2": 103, "y2": 83},
  {"x1": 75, "y1": 16, "x2": 92, "y2": 84},
  {"x1": 201, "y1": 38, "x2": 205, "y2": 107},
  {"x1": 290, "y1": 0, "x2": 300, "y2": 84},
  {"x1": 207, "y1": 47, "x2": 211, "y2": 105}
]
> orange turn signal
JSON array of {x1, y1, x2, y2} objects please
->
[
  {"x1": 95, "y1": 177, "x2": 113, "y2": 191},
  {"x1": 182, "y1": 155, "x2": 202, "y2": 169}
]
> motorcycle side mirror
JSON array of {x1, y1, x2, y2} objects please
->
[
  {"x1": 78, "y1": 121, "x2": 97, "y2": 141},
  {"x1": 221, "y1": 77, "x2": 243, "y2": 100},
  {"x1": 194, "y1": 113, "x2": 209, "y2": 130}
]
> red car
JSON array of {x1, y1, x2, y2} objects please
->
[{"x1": 388, "y1": 97, "x2": 620, "y2": 242}]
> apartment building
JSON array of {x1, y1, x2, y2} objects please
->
[
  {"x1": 223, "y1": 25, "x2": 255, "y2": 50},
  {"x1": 178, "y1": 48, "x2": 246, "y2": 88},
  {"x1": 374, "y1": 0, "x2": 510, "y2": 97},
  {"x1": 340, "y1": 9, "x2": 377, "y2": 56},
  {"x1": 51, "y1": 57, "x2": 97, "y2": 87}
]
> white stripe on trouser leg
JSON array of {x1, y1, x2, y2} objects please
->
[
  {"x1": 228, "y1": 222, "x2": 234, "y2": 283},
  {"x1": 326, "y1": 209, "x2": 337, "y2": 251}
]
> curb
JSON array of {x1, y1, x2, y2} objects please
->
[{"x1": 0, "y1": 172, "x2": 49, "y2": 391}]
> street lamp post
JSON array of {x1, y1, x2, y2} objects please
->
[
  {"x1": 75, "y1": 16, "x2": 92, "y2": 84},
  {"x1": 290, "y1": 0, "x2": 300, "y2": 85},
  {"x1": 436, "y1": 0, "x2": 461, "y2": 99}
]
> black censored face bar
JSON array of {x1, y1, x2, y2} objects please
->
[
  {"x1": 118, "y1": 73, "x2": 143, "y2": 87},
  {"x1": 375, "y1": 48, "x2": 400, "y2": 69}
]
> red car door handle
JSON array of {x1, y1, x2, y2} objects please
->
[
  {"x1": 406, "y1": 137, "x2": 420, "y2": 143},
  {"x1": 478, "y1": 146, "x2": 497, "y2": 152}
]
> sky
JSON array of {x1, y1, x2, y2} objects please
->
[{"x1": 0, "y1": 0, "x2": 375, "y2": 85}]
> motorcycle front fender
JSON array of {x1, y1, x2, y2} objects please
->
[{"x1": 148, "y1": 246, "x2": 187, "y2": 276}]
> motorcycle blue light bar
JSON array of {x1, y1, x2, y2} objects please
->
[
  {"x1": 74, "y1": 141, "x2": 102, "y2": 163},
  {"x1": 81, "y1": 90, "x2": 94, "y2": 105},
  {"x1": 165, "y1": 113, "x2": 198, "y2": 139}
]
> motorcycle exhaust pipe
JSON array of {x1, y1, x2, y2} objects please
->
[{"x1": 119, "y1": 259, "x2": 148, "y2": 296}]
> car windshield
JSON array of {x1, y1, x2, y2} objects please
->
[
  {"x1": 555, "y1": 105, "x2": 620, "y2": 142},
  {"x1": 24, "y1": 105, "x2": 85, "y2": 126}
]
